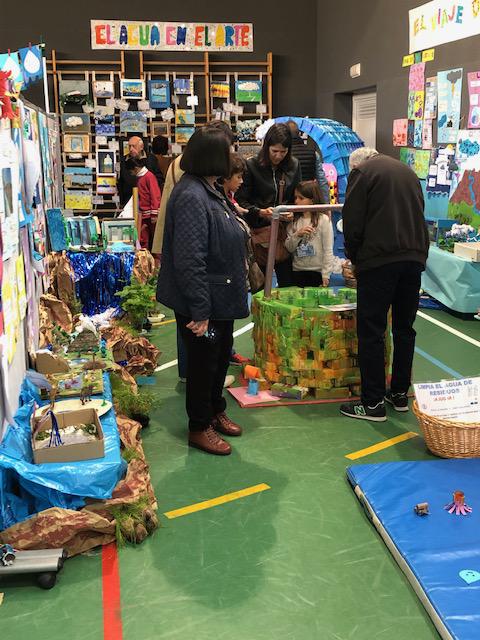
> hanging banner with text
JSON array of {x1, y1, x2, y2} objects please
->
[
  {"x1": 409, "y1": 1, "x2": 480, "y2": 53},
  {"x1": 91, "y1": 20, "x2": 254, "y2": 52}
]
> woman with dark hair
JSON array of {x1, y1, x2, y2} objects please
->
[
  {"x1": 156, "y1": 128, "x2": 249, "y2": 456},
  {"x1": 236, "y1": 123, "x2": 301, "y2": 287}
]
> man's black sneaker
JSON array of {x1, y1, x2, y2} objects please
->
[
  {"x1": 385, "y1": 391, "x2": 409, "y2": 412},
  {"x1": 340, "y1": 400, "x2": 387, "y2": 422}
]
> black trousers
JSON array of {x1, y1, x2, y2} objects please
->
[
  {"x1": 176, "y1": 314, "x2": 233, "y2": 431},
  {"x1": 292, "y1": 270, "x2": 323, "y2": 288},
  {"x1": 260, "y1": 257, "x2": 293, "y2": 288},
  {"x1": 356, "y1": 261, "x2": 422, "y2": 405}
]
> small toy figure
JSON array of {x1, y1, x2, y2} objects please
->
[
  {"x1": 80, "y1": 384, "x2": 94, "y2": 405},
  {"x1": 414, "y1": 502, "x2": 429, "y2": 516},
  {"x1": 0, "y1": 544, "x2": 16, "y2": 566},
  {"x1": 445, "y1": 490, "x2": 472, "y2": 516}
]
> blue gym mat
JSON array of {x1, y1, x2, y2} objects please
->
[{"x1": 347, "y1": 460, "x2": 480, "y2": 640}]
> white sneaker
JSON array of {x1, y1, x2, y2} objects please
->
[{"x1": 223, "y1": 375, "x2": 235, "y2": 388}]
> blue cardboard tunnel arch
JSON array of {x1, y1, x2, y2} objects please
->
[{"x1": 275, "y1": 117, "x2": 364, "y2": 202}]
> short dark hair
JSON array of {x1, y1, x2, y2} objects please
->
[
  {"x1": 125, "y1": 156, "x2": 147, "y2": 171},
  {"x1": 152, "y1": 135, "x2": 169, "y2": 155},
  {"x1": 258, "y1": 123, "x2": 293, "y2": 169},
  {"x1": 180, "y1": 128, "x2": 231, "y2": 178},
  {"x1": 286, "y1": 120, "x2": 300, "y2": 137},
  {"x1": 205, "y1": 120, "x2": 236, "y2": 145},
  {"x1": 228, "y1": 152, "x2": 246, "y2": 178}
]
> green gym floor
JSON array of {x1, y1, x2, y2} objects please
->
[{"x1": 2, "y1": 307, "x2": 480, "y2": 640}]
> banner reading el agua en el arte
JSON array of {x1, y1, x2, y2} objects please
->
[{"x1": 91, "y1": 20, "x2": 254, "y2": 52}]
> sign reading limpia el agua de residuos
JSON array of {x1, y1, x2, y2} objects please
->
[
  {"x1": 410, "y1": 1, "x2": 480, "y2": 53},
  {"x1": 91, "y1": 20, "x2": 254, "y2": 52}
]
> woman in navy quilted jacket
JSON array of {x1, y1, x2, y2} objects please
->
[{"x1": 157, "y1": 128, "x2": 249, "y2": 455}]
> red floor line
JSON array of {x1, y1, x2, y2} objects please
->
[{"x1": 102, "y1": 543, "x2": 123, "y2": 640}]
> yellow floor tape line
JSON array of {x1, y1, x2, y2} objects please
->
[
  {"x1": 164, "y1": 483, "x2": 271, "y2": 519},
  {"x1": 155, "y1": 319, "x2": 176, "y2": 327},
  {"x1": 345, "y1": 432, "x2": 419, "y2": 460}
]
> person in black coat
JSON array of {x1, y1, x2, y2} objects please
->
[
  {"x1": 157, "y1": 128, "x2": 249, "y2": 456},
  {"x1": 236, "y1": 123, "x2": 301, "y2": 287},
  {"x1": 339, "y1": 148, "x2": 429, "y2": 423}
]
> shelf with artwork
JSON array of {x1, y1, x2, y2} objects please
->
[{"x1": 47, "y1": 51, "x2": 125, "y2": 218}]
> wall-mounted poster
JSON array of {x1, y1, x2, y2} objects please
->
[
  {"x1": 467, "y1": 72, "x2": 480, "y2": 129},
  {"x1": 148, "y1": 80, "x2": 170, "y2": 108},
  {"x1": 410, "y1": 1, "x2": 480, "y2": 53},
  {"x1": 456, "y1": 129, "x2": 480, "y2": 165},
  {"x1": 448, "y1": 157, "x2": 480, "y2": 228},
  {"x1": 235, "y1": 80, "x2": 262, "y2": 103},
  {"x1": 437, "y1": 68, "x2": 463, "y2": 144},
  {"x1": 120, "y1": 79, "x2": 145, "y2": 100},
  {"x1": 18, "y1": 45, "x2": 43, "y2": 88},
  {"x1": 422, "y1": 119, "x2": 433, "y2": 149},
  {"x1": 96, "y1": 150, "x2": 116, "y2": 175},
  {"x1": 393, "y1": 119, "x2": 408, "y2": 147},
  {"x1": 424, "y1": 77, "x2": 438, "y2": 120},
  {"x1": 426, "y1": 145, "x2": 455, "y2": 195}
]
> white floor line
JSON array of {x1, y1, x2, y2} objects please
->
[
  {"x1": 417, "y1": 310, "x2": 480, "y2": 348},
  {"x1": 154, "y1": 322, "x2": 255, "y2": 372}
]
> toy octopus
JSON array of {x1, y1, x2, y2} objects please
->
[
  {"x1": 0, "y1": 70, "x2": 15, "y2": 120},
  {"x1": 445, "y1": 490, "x2": 472, "y2": 516}
]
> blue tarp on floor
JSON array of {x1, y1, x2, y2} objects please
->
[
  {"x1": 347, "y1": 459, "x2": 480, "y2": 640},
  {"x1": 0, "y1": 373, "x2": 126, "y2": 532}
]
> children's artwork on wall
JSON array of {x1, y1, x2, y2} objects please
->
[
  {"x1": 426, "y1": 145, "x2": 455, "y2": 195},
  {"x1": 235, "y1": 80, "x2": 262, "y2": 103},
  {"x1": 422, "y1": 119, "x2": 433, "y2": 149},
  {"x1": 456, "y1": 129, "x2": 480, "y2": 164},
  {"x1": 63, "y1": 134, "x2": 90, "y2": 153},
  {"x1": 393, "y1": 119, "x2": 408, "y2": 146},
  {"x1": 407, "y1": 92, "x2": 415, "y2": 120},
  {"x1": 96, "y1": 150, "x2": 116, "y2": 176},
  {"x1": 59, "y1": 80, "x2": 90, "y2": 108},
  {"x1": 61, "y1": 113, "x2": 90, "y2": 133},
  {"x1": 424, "y1": 77, "x2": 438, "y2": 120},
  {"x1": 148, "y1": 80, "x2": 170, "y2": 108},
  {"x1": 211, "y1": 81, "x2": 230, "y2": 99},
  {"x1": 409, "y1": 62, "x2": 425, "y2": 92},
  {"x1": 407, "y1": 120, "x2": 415, "y2": 147},
  {"x1": 0, "y1": 52, "x2": 24, "y2": 91},
  {"x1": 175, "y1": 109, "x2": 195, "y2": 125},
  {"x1": 2, "y1": 267, "x2": 20, "y2": 364},
  {"x1": 176, "y1": 127, "x2": 195, "y2": 144},
  {"x1": 93, "y1": 81, "x2": 114, "y2": 98},
  {"x1": 16, "y1": 254, "x2": 27, "y2": 321},
  {"x1": 64, "y1": 190, "x2": 92, "y2": 210},
  {"x1": 95, "y1": 121, "x2": 115, "y2": 136},
  {"x1": 18, "y1": 45, "x2": 43, "y2": 88},
  {"x1": 152, "y1": 121, "x2": 170, "y2": 138},
  {"x1": 173, "y1": 79, "x2": 192, "y2": 95},
  {"x1": 437, "y1": 68, "x2": 463, "y2": 144},
  {"x1": 64, "y1": 167, "x2": 93, "y2": 188},
  {"x1": 46, "y1": 208, "x2": 68, "y2": 251},
  {"x1": 413, "y1": 150, "x2": 430, "y2": 179},
  {"x1": 94, "y1": 109, "x2": 115, "y2": 136},
  {"x1": 399, "y1": 147, "x2": 416, "y2": 170},
  {"x1": 448, "y1": 157, "x2": 480, "y2": 227},
  {"x1": 237, "y1": 118, "x2": 262, "y2": 142},
  {"x1": 414, "y1": 121, "x2": 423, "y2": 148},
  {"x1": 467, "y1": 72, "x2": 480, "y2": 128},
  {"x1": 119, "y1": 110, "x2": 147, "y2": 134},
  {"x1": 97, "y1": 176, "x2": 117, "y2": 195},
  {"x1": 414, "y1": 91, "x2": 425, "y2": 120},
  {"x1": 0, "y1": 127, "x2": 20, "y2": 261},
  {"x1": 120, "y1": 79, "x2": 145, "y2": 100}
]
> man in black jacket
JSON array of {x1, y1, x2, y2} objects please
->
[
  {"x1": 118, "y1": 135, "x2": 164, "y2": 206},
  {"x1": 340, "y1": 148, "x2": 429, "y2": 422}
]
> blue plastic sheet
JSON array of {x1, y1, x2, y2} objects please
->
[
  {"x1": 275, "y1": 117, "x2": 364, "y2": 201},
  {"x1": 422, "y1": 245, "x2": 480, "y2": 313},
  {"x1": 68, "y1": 251, "x2": 135, "y2": 315},
  {"x1": 348, "y1": 459, "x2": 480, "y2": 640},
  {"x1": 0, "y1": 374, "x2": 126, "y2": 532}
]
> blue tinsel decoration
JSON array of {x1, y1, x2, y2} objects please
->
[{"x1": 67, "y1": 252, "x2": 135, "y2": 315}]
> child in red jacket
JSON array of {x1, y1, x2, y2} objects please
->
[{"x1": 126, "y1": 157, "x2": 162, "y2": 250}]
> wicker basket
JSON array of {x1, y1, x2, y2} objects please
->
[{"x1": 413, "y1": 400, "x2": 480, "y2": 458}]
